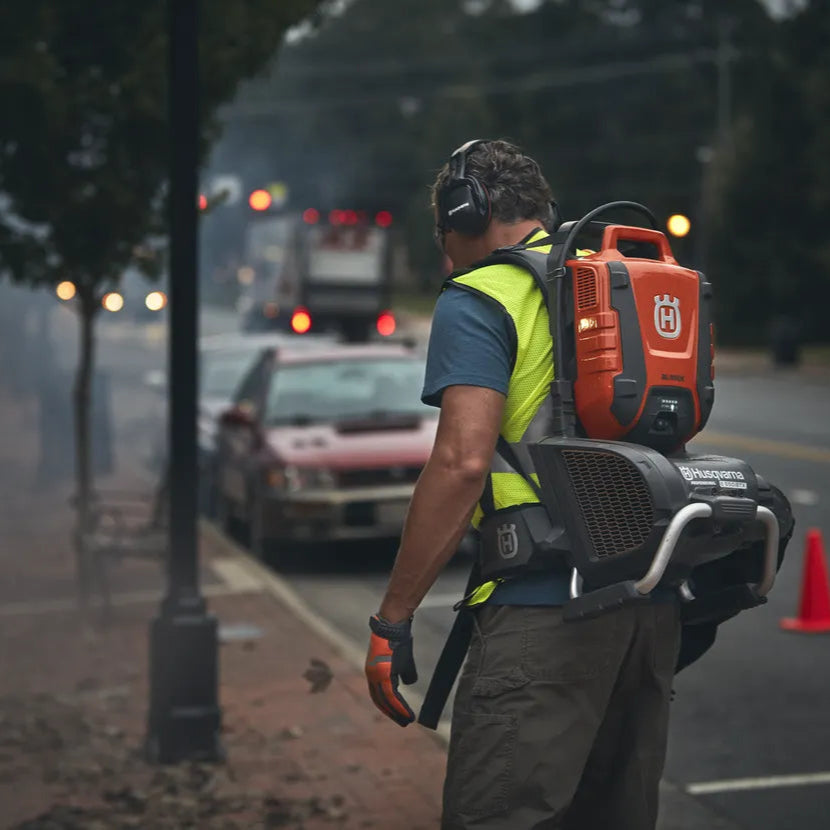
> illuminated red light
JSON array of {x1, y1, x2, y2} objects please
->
[
  {"x1": 303, "y1": 208, "x2": 320, "y2": 224},
  {"x1": 198, "y1": 194, "x2": 207, "y2": 210},
  {"x1": 376, "y1": 311, "x2": 396, "y2": 337},
  {"x1": 249, "y1": 189, "x2": 272, "y2": 211},
  {"x1": 291, "y1": 307, "x2": 312, "y2": 334},
  {"x1": 343, "y1": 209, "x2": 358, "y2": 225},
  {"x1": 329, "y1": 209, "x2": 343, "y2": 225},
  {"x1": 375, "y1": 210, "x2": 393, "y2": 228}
]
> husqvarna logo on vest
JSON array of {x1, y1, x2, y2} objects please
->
[
  {"x1": 497, "y1": 523, "x2": 519, "y2": 559},
  {"x1": 654, "y1": 294, "x2": 681, "y2": 339}
]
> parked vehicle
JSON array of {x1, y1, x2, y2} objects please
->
[
  {"x1": 213, "y1": 342, "x2": 437, "y2": 556},
  {"x1": 143, "y1": 330, "x2": 335, "y2": 512},
  {"x1": 102, "y1": 267, "x2": 168, "y2": 320}
]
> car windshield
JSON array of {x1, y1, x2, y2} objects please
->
[
  {"x1": 200, "y1": 348, "x2": 258, "y2": 399},
  {"x1": 263, "y1": 356, "x2": 432, "y2": 425}
]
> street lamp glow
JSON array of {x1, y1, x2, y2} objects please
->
[
  {"x1": 145, "y1": 290, "x2": 167, "y2": 311},
  {"x1": 102, "y1": 292, "x2": 124, "y2": 312},
  {"x1": 667, "y1": 214, "x2": 691, "y2": 238},
  {"x1": 56, "y1": 281, "x2": 76, "y2": 301}
]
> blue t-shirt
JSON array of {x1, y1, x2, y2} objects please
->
[
  {"x1": 422, "y1": 282, "x2": 677, "y2": 607},
  {"x1": 422, "y1": 284, "x2": 572, "y2": 606}
]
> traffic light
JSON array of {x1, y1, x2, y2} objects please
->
[{"x1": 248, "y1": 189, "x2": 272, "y2": 211}]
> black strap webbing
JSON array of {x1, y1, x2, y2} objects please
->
[{"x1": 418, "y1": 563, "x2": 480, "y2": 730}]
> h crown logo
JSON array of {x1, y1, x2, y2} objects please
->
[
  {"x1": 654, "y1": 294, "x2": 681, "y2": 339},
  {"x1": 497, "y1": 523, "x2": 519, "y2": 559}
]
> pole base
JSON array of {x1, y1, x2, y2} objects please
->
[{"x1": 146, "y1": 599, "x2": 223, "y2": 763}]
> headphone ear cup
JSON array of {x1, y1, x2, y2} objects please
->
[{"x1": 441, "y1": 177, "x2": 490, "y2": 236}]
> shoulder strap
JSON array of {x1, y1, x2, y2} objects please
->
[{"x1": 496, "y1": 435, "x2": 543, "y2": 499}]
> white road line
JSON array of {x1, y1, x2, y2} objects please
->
[
  {"x1": 687, "y1": 771, "x2": 830, "y2": 795},
  {"x1": 210, "y1": 556, "x2": 266, "y2": 592},
  {"x1": 790, "y1": 488, "x2": 820, "y2": 506}
]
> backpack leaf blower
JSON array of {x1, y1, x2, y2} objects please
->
[{"x1": 524, "y1": 202, "x2": 793, "y2": 622}]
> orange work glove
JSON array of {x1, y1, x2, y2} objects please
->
[{"x1": 365, "y1": 614, "x2": 417, "y2": 727}]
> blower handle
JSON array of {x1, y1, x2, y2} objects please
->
[
  {"x1": 549, "y1": 201, "x2": 658, "y2": 272},
  {"x1": 600, "y1": 225, "x2": 676, "y2": 264},
  {"x1": 545, "y1": 201, "x2": 657, "y2": 438}
]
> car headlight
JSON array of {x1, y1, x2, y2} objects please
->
[{"x1": 267, "y1": 465, "x2": 335, "y2": 493}]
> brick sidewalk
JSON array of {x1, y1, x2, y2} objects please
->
[
  {"x1": 0, "y1": 529, "x2": 447, "y2": 829},
  {"x1": 0, "y1": 382, "x2": 741, "y2": 830},
  {"x1": 0, "y1": 380, "x2": 445, "y2": 829}
]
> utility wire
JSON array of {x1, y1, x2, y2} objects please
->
[{"x1": 221, "y1": 48, "x2": 735, "y2": 118}]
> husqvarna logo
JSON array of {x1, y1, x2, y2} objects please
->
[
  {"x1": 654, "y1": 294, "x2": 681, "y2": 339},
  {"x1": 497, "y1": 523, "x2": 519, "y2": 559}
]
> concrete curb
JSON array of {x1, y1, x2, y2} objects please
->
[{"x1": 199, "y1": 520, "x2": 452, "y2": 746}]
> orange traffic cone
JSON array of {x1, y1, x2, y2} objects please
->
[{"x1": 780, "y1": 528, "x2": 830, "y2": 633}]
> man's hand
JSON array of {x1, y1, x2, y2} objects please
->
[{"x1": 365, "y1": 614, "x2": 417, "y2": 726}]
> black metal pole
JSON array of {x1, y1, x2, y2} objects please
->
[{"x1": 146, "y1": 0, "x2": 222, "y2": 764}]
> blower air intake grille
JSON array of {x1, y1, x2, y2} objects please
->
[
  {"x1": 562, "y1": 450, "x2": 655, "y2": 557},
  {"x1": 576, "y1": 267, "x2": 598, "y2": 310}
]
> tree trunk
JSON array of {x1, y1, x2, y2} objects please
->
[{"x1": 72, "y1": 288, "x2": 97, "y2": 605}]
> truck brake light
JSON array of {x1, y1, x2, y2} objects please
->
[
  {"x1": 291, "y1": 307, "x2": 312, "y2": 334},
  {"x1": 377, "y1": 311, "x2": 396, "y2": 337}
]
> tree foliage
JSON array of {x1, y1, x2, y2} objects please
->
[
  {"x1": 0, "y1": 0, "x2": 325, "y2": 598},
  {"x1": 0, "y1": 0, "x2": 325, "y2": 295},
  {"x1": 209, "y1": 0, "x2": 828, "y2": 342}
]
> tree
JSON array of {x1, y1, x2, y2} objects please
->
[
  {"x1": 209, "y1": 0, "x2": 777, "y2": 290},
  {"x1": 0, "y1": 0, "x2": 325, "y2": 598},
  {"x1": 710, "y1": 0, "x2": 830, "y2": 343}
]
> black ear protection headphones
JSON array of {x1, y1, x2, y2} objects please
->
[
  {"x1": 437, "y1": 139, "x2": 563, "y2": 239},
  {"x1": 437, "y1": 139, "x2": 492, "y2": 237}
]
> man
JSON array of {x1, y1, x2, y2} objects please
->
[{"x1": 365, "y1": 139, "x2": 681, "y2": 829}]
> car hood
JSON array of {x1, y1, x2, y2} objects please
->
[{"x1": 265, "y1": 416, "x2": 438, "y2": 467}]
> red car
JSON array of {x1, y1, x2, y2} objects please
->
[{"x1": 214, "y1": 341, "x2": 437, "y2": 555}]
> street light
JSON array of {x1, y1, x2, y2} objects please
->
[
  {"x1": 667, "y1": 214, "x2": 691, "y2": 238},
  {"x1": 56, "y1": 281, "x2": 76, "y2": 301},
  {"x1": 146, "y1": 0, "x2": 221, "y2": 765},
  {"x1": 102, "y1": 292, "x2": 124, "y2": 312}
]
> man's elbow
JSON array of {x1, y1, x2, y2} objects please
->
[{"x1": 432, "y1": 446, "x2": 491, "y2": 486}]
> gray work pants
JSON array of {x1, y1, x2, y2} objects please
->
[{"x1": 441, "y1": 602, "x2": 681, "y2": 830}]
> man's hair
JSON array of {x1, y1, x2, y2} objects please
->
[{"x1": 431, "y1": 139, "x2": 555, "y2": 230}]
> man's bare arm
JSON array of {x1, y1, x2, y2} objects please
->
[{"x1": 378, "y1": 385, "x2": 505, "y2": 624}]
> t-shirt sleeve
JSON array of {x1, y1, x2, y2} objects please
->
[{"x1": 421, "y1": 285, "x2": 515, "y2": 407}]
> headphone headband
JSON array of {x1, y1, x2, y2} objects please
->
[
  {"x1": 449, "y1": 139, "x2": 486, "y2": 180},
  {"x1": 439, "y1": 139, "x2": 491, "y2": 237}
]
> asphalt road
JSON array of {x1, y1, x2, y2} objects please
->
[{"x1": 44, "y1": 304, "x2": 830, "y2": 830}]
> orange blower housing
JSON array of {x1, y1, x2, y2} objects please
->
[{"x1": 565, "y1": 224, "x2": 714, "y2": 454}]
